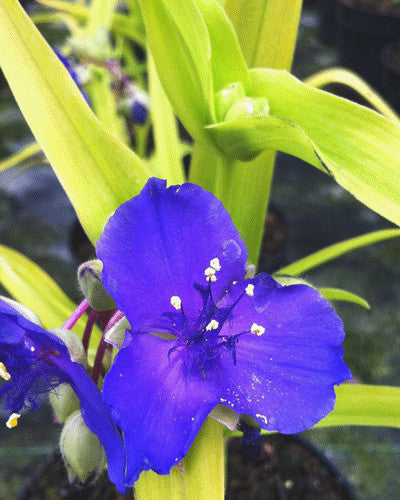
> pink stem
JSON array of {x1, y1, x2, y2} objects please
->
[
  {"x1": 105, "y1": 309, "x2": 125, "y2": 333},
  {"x1": 91, "y1": 311, "x2": 113, "y2": 384},
  {"x1": 106, "y1": 59, "x2": 132, "y2": 89},
  {"x1": 61, "y1": 299, "x2": 89, "y2": 330},
  {"x1": 82, "y1": 309, "x2": 98, "y2": 353}
]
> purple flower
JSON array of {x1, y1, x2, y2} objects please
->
[
  {"x1": 0, "y1": 300, "x2": 126, "y2": 493},
  {"x1": 97, "y1": 178, "x2": 351, "y2": 486}
]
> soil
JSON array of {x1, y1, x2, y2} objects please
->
[
  {"x1": 343, "y1": 0, "x2": 400, "y2": 15},
  {"x1": 18, "y1": 435, "x2": 355, "y2": 500},
  {"x1": 385, "y1": 42, "x2": 400, "y2": 73}
]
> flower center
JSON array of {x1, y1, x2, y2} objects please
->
[{"x1": 163, "y1": 258, "x2": 265, "y2": 379}]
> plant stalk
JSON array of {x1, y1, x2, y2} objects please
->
[{"x1": 135, "y1": 418, "x2": 224, "y2": 500}]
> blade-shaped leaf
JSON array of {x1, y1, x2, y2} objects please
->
[
  {"x1": 137, "y1": 0, "x2": 214, "y2": 139},
  {"x1": 315, "y1": 385, "x2": 400, "y2": 429},
  {"x1": 305, "y1": 68, "x2": 400, "y2": 126},
  {"x1": 273, "y1": 275, "x2": 370, "y2": 309},
  {"x1": 318, "y1": 287, "x2": 370, "y2": 309},
  {"x1": 148, "y1": 53, "x2": 185, "y2": 184},
  {"x1": 224, "y1": 0, "x2": 302, "y2": 69},
  {"x1": 226, "y1": 385, "x2": 400, "y2": 434},
  {"x1": 0, "y1": 245, "x2": 101, "y2": 350},
  {"x1": 0, "y1": 0, "x2": 150, "y2": 243},
  {"x1": 208, "y1": 68, "x2": 400, "y2": 227},
  {"x1": 195, "y1": 0, "x2": 249, "y2": 93},
  {"x1": 277, "y1": 228, "x2": 400, "y2": 276},
  {"x1": 0, "y1": 142, "x2": 43, "y2": 171}
]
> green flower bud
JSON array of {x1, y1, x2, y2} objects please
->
[
  {"x1": 225, "y1": 97, "x2": 270, "y2": 122},
  {"x1": 49, "y1": 329, "x2": 87, "y2": 367},
  {"x1": 60, "y1": 410, "x2": 106, "y2": 483},
  {"x1": 78, "y1": 259, "x2": 116, "y2": 312},
  {"x1": 0, "y1": 296, "x2": 42, "y2": 326},
  {"x1": 214, "y1": 82, "x2": 246, "y2": 122},
  {"x1": 49, "y1": 383, "x2": 80, "y2": 423}
]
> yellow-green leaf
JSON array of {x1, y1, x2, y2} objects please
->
[
  {"x1": 226, "y1": 385, "x2": 400, "y2": 435},
  {"x1": 224, "y1": 0, "x2": 302, "y2": 69},
  {"x1": 315, "y1": 385, "x2": 400, "y2": 429},
  {"x1": 137, "y1": 0, "x2": 213, "y2": 141},
  {"x1": 277, "y1": 228, "x2": 400, "y2": 276},
  {"x1": 0, "y1": 245, "x2": 101, "y2": 351},
  {"x1": 195, "y1": 0, "x2": 249, "y2": 93},
  {"x1": 0, "y1": 0, "x2": 150, "y2": 243},
  {"x1": 0, "y1": 142, "x2": 43, "y2": 171},
  {"x1": 305, "y1": 67, "x2": 400, "y2": 126},
  {"x1": 318, "y1": 287, "x2": 370, "y2": 309},
  {"x1": 208, "y1": 68, "x2": 400, "y2": 227},
  {"x1": 148, "y1": 53, "x2": 185, "y2": 184}
]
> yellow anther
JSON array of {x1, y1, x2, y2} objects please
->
[
  {"x1": 245, "y1": 284, "x2": 254, "y2": 297},
  {"x1": 0, "y1": 362, "x2": 10, "y2": 381},
  {"x1": 170, "y1": 296, "x2": 182, "y2": 310},
  {"x1": 210, "y1": 258, "x2": 221, "y2": 271},
  {"x1": 6, "y1": 413, "x2": 20, "y2": 429},
  {"x1": 205, "y1": 267, "x2": 217, "y2": 282},
  {"x1": 251, "y1": 323, "x2": 265, "y2": 336},
  {"x1": 206, "y1": 320, "x2": 219, "y2": 331}
]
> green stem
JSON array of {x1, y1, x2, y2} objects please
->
[
  {"x1": 149, "y1": 52, "x2": 185, "y2": 184},
  {"x1": 214, "y1": 157, "x2": 235, "y2": 210},
  {"x1": 85, "y1": 67, "x2": 128, "y2": 142},
  {"x1": 228, "y1": 150, "x2": 275, "y2": 266},
  {"x1": 135, "y1": 418, "x2": 224, "y2": 500}
]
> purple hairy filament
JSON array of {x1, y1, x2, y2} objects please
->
[
  {"x1": 0, "y1": 341, "x2": 62, "y2": 415},
  {"x1": 156, "y1": 274, "x2": 260, "y2": 378}
]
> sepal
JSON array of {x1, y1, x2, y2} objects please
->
[
  {"x1": 49, "y1": 329, "x2": 88, "y2": 367},
  {"x1": 78, "y1": 260, "x2": 116, "y2": 312},
  {"x1": 209, "y1": 404, "x2": 239, "y2": 431},
  {"x1": 49, "y1": 383, "x2": 80, "y2": 423}
]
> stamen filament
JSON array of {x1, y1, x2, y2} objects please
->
[
  {"x1": 61, "y1": 299, "x2": 90, "y2": 330},
  {"x1": 91, "y1": 335, "x2": 108, "y2": 385},
  {"x1": 82, "y1": 309, "x2": 98, "y2": 352},
  {"x1": 105, "y1": 309, "x2": 125, "y2": 333}
]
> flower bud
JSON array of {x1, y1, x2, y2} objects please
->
[
  {"x1": 118, "y1": 87, "x2": 150, "y2": 124},
  {"x1": 214, "y1": 82, "x2": 246, "y2": 122},
  {"x1": 60, "y1": 410, "x2": 106, "y2": 483},
  {"x1": 78, "y1": 259, "x2": 116, "y2": 312},
  {"x1": 49, "y1": 328, "x2": 87, "y2": 367},
  {"x1": 0, "y1": 296, "x2": 42, "y2": 326},
  {"x1": 49, "y1": 383, "x2": 80, "y2": 423},
  {"x1": 225, "y1": 97, "x2": 270, "y2": 122}
]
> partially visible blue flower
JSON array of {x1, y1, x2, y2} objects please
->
[
  {"x1": 54, "y1": 48, "x2": 91, "y2": 105},
  {"x1": 0, "y1": 300, "x2": 126, "y2": 493},
  {"x1": 130, "y1": 88, "x2": 149, "y2": 124},
  {"x1": 97, "y1": 178, "x2": 352, "y2": 486}
]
